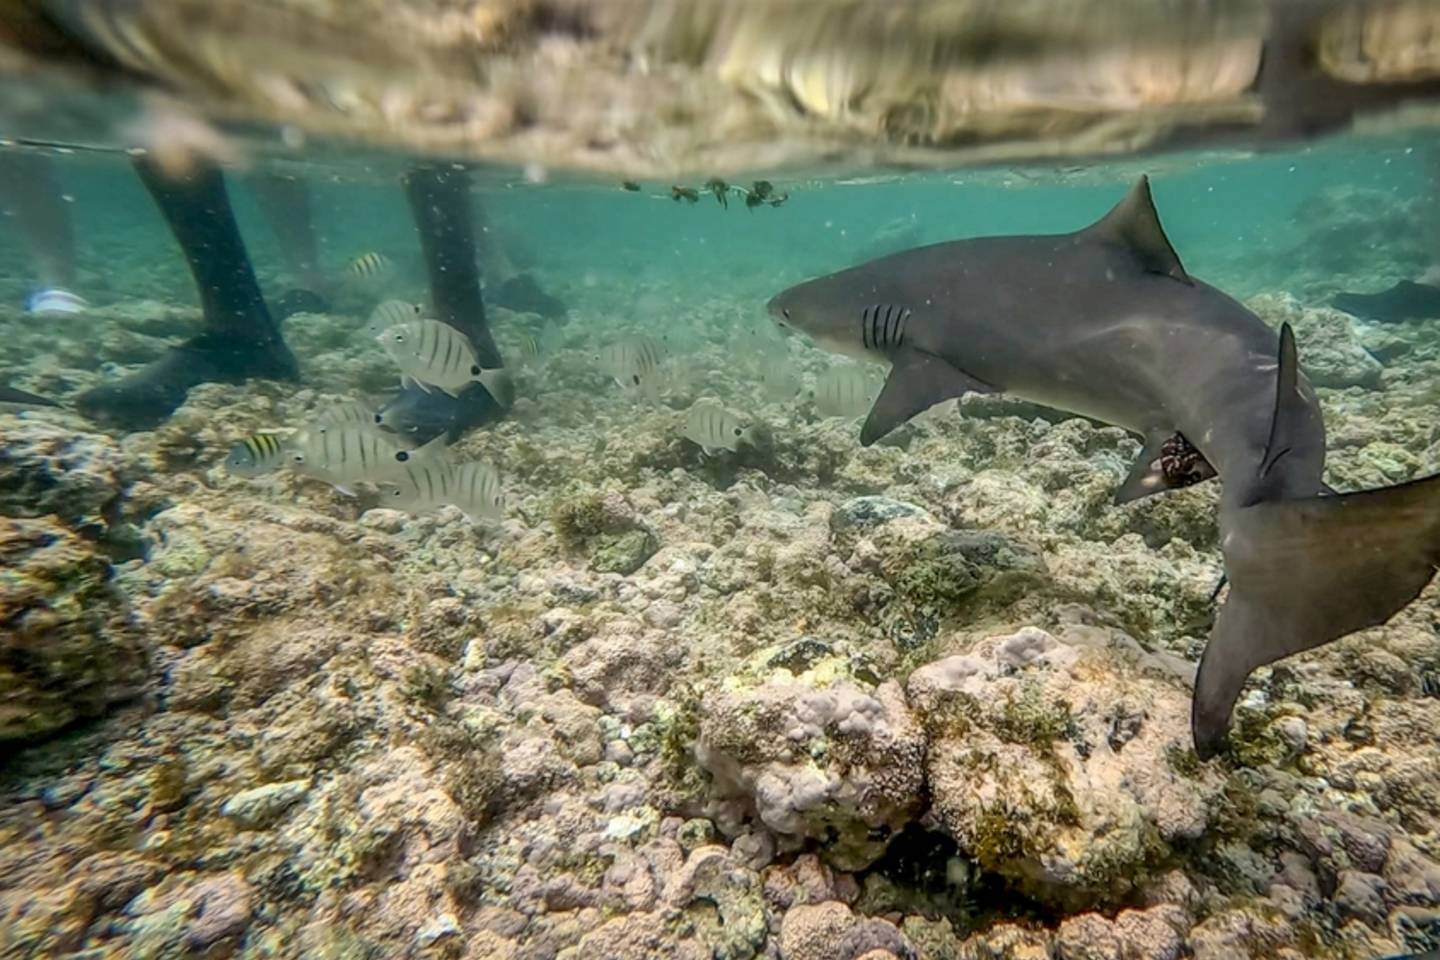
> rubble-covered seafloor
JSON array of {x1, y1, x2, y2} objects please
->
[{"x1": 1, "y1": 276, "x2": 1440, "y2": 960}]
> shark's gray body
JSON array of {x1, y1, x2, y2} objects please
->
[{"x1": 770, "y1": 177, "x2": 1440, "y2": 758}]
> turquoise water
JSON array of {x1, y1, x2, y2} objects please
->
[
  {"x1": 3, "y1": 104, "x2": 1440, "y2": 960},
  {"x1": 3, "y1": 130, "x2": 1431, "y2": 316}
]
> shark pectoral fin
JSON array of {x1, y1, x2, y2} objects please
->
[
  {"x1": 1115, "y1": 434, "x2": 1172, "y2": 504},
  {"x1": 860, "y1": 351, "x2": 995, "y2": 446},
  {"x1": 1082, "y1": 175, "x2": 1192, "y2": 286},
  {"x1": 1114, "y1": 431, "x2": 1217, "y2": 505},
  {"x1": 1194, "y1": 477, "x2": 1440, "y2": 759}
]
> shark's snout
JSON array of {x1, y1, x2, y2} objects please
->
[{"x1": 766, "y1": 293, "x2": 795, "y2": 335}]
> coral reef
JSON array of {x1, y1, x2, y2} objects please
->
[
  {"x1": 2, "y1": 256, "x2": 1440, "y2": 960},
  {"x1": 0, "y1": 515, "x2": 147, "y2": 743},
  {"x1": 696, "y1": 644, "x2": 926, "y2": 870}
]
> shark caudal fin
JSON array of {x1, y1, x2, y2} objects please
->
[
  {"x1": 1195, "y1": 474, "x2": 1440, "y2": 757},
  {"x1": 1195, "y1": 325, "x2": 1438, "y2": 757}
]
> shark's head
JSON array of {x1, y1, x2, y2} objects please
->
[{"x1": 767, "y1": 273, "x2": 879, "y2": 363}]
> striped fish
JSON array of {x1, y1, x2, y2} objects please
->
[
  {"x1": 364, "y1": 299, "x2": 421, "y2": 338},
  {"x1": 311, "y1": 401, "x2": 377, "y2": 429},
  {"x1": 348, "y1": 252, "x2": 391, "y2": 278},
  {"x1": 682, "y1": 399, "x2": 749, "y2": 454},
  {"x1": 597, "y1": 335, "x2": 667, "y2": 394},
  {"x1": 859, "y1": 303, "x2": 912, "y2": 356},
  {"x1": 757, "y1": 355, "x2": 800, "y2": 401},
  {"x1": 378, "y1": 459, "x2": 505, "y2": 522},
  {"x1": 377, "y1": 318, "x2": 510, "y2": 401},
  {"x1": 225, "y1": 433, "x2": 289, "y2": 477},
  {"x1": 814, "y1": 365, "x2": 877, "y2": 418},
  {"x1": 286, "y1": 425, "x2": 412, "y2": 490},
  {"x1": 511, "y1": 331, "x2": 546, "y2": 366}
]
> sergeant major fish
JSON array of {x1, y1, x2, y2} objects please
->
[
  {"x1": 682, "y1": 399, "x2": 750, "y2": 454},
  {"x1": 757, "y1": 355, "x2": 800, "y2": 401},
  {"x1": 378, "y1": 459, "x2": 505, "y2": 522},
  {"x1": 596, "y1": 334, "x2": 667, "y2": 396},
  {"x1": 768, "y1": 175, "x2": 1440, "y2": 759},
  {"x1": 311, "y1": 401, "x2": 377, "y2": 429},
  {"x1": 813, "y1": 364, "x2": 876, "y2": 418},
  {"x1": 348, "y1": 251, "x2": 391, "y2": 278},
  {"x1": 224, "y1": 432, "x2": 289, "y2": 477},
  {"x1": 364, "y1": 299, "x2": 421, "y2": 338},
  {"x1": 286, "y1": 425, "x2": 421, "y2": 492},
  {"x1": 378, "y1": 318, "x2": 512, "y2": 402}
]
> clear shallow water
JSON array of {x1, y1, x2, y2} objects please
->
[{"x1": 3, "y1": 7, "x2": 1440, "y2": 960}]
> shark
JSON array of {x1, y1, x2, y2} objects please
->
[{"x1": 768, "y1": 176, "x2": 1440, "y2": 759}]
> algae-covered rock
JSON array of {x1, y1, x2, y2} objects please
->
[
  {"x1": 590, "y1": 528, "x2": 659, "y2": 575},
  {"x1": 831, "y1": 496, "x2": 931, "y2": 533},
  {"x1": 221, "y1": 779, "x2": 311, "y2": 829},
  {"x1": 0, "y1": 419, "x2": 131, "y2": 529},
  {"x1": 1249, "y1": 293, "x2": 1383, "y2": 389},
  {"x1": 0, "y1": 515, "x2": 147, "y2": 743},
  {"x1": 833, "y1": 500, "x2": 1049, "y2": 641},
  {"x1": 910, "y1": 626, "x2": 1223, "y2": 908},
  {"x1": 552, "y1": 492, "x2": 659, "y2": 575},
  {"x1": 696, "y1": 646, "x2": 925, "y2": 870}
]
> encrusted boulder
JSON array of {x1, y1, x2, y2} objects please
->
[
  {"x1": 910, "y1": 626, "x2": 1223, "y2": 907},
  {"x1": 0, "y1": 419, "x2": 130, "y2": 528},
  {"x1": 0, "y1": 515, "x2": 147, "y2": 742},
  {"x1": 696, "y1": 646, "x2": 926, "y2": 870},
  {"x1": 1249, "y1": 293, "x2": 1383, "y2": 389}
]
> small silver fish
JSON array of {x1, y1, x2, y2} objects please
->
[
  {"x1": 348, "y1": 252, "x2": 391, "y2": 278},
  {"x1": 758, "y1": 355, "x2": 800, "y2": 401},
  {"x1": 310, "y1": 401, "x2": 376, "y2": 429},
  {"x1": 682, "y1": 399, "x2": 749, "y2": 454},
  {"x1": 378, "y1": 319, "x2": 510, "y2": 400},
  {"x1": 814, "y1": 365, "x2": 877, "y2": 418},
  {"x1": 364, "y1": 300, "x2": 421, "y2": 338},
  {"x1": 285, "y1": 425, "x2": 413, "y2": 490},
  {"x1": 597, "y1": 335, "x2": 667, "y2": 395},
  {"x1": 378, "y1": 459, "x2": 505, "y2": 522},
  {"x1": 224, "y1": 433, "x2": 289, "y2": 477},
  {"x1": 511, "y1": 331, "x2": 546, "y2": 366}
]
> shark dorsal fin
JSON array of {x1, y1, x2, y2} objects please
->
[
  {"x1": 1259, "y1": 323, "x2": 1303, "y2": 480},
  {"x1": 1083, "y1": 175, "x2": 1192, "y2": 286}
]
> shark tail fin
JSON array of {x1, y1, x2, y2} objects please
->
[{"x1": 1195, "y1": 474, "x2": 1440, "y2": 758}]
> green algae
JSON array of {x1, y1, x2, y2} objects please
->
[{"x1": 589, "y1": 528, "x2": 657, "y2": 575}]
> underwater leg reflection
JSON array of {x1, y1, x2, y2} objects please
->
[
  {"x1": 0, "y1": 151, "x2": 86, "y2": 315},
  {"x1": 373, "y1": 165, "x2": 510, "y2": 444},
  {"x1": 75, "y1": 156, "x2": 298, "y2": 429}
]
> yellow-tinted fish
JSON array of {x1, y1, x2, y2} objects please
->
[
  {"x1": 682, "y1": 399, "x2": 749, "y2": 454},
  {"x1": 814, "y1": 365, "x2": 877, "y2": 418},
  {"x1": 225, "y1": 432, "x2": 289, "y2": 477},
  {"x1": 378, "y1": 459, "x2": 505, "y2": 522},
  {"x1": 348, "y1": 252, "x2": 391, "y2": 278}
]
